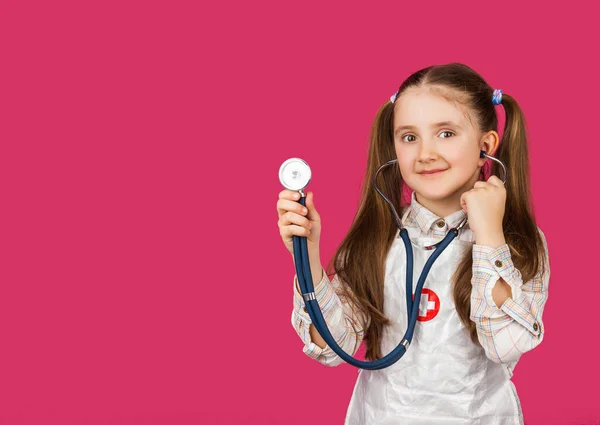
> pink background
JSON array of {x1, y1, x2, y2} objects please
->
[{"x1": 1, "y1": 1, "x2": 598, "y2": 424}]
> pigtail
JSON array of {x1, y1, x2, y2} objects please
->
[
  {"x1": 496, "y1": 94, "x2": 531, "y2": 216},
  {"x1": 494, "y1": 94, "x2": 543, "y2": 277}
]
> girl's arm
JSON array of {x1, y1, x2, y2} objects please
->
[
  {"x1": 470, "y1": 227, "x2": 550, "y2": 364},
  {"x1": 291, "y1": 269, "x2": 368, "y2": 367}
]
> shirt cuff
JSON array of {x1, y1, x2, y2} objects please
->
[
  {"x1": 500, "y1": 296, "x2": 543, "y2": 337},
  {"x1": 472, "y1": 243, "x2": 524, "y2": 307}
]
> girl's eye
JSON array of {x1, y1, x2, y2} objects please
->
[{"x1": 401, "y1": 131, "x2": 454, "y2": 143}]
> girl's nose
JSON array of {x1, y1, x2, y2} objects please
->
[{"x1": 417, "y1": 140, "x2": 438, "y2": 161}]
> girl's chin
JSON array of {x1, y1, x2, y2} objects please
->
[{"x1": 414, "y1": 186, "x2": 457, "y2": 201}]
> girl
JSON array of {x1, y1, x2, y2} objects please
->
[{"x1": 276, "y1": 63, "x2": 550, "y2": 424}]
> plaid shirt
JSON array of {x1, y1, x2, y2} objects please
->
[{"x1": 291, "y1": 191, "x2": 550, "y2": 372}]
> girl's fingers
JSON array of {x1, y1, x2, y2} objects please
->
[
  {"x1": 277, "y1": 198, "x2": 308, "y2": 218},
  {"x1": 280, "y1": 224, "x2": 311, "y2": 238},
  {"x1": 279, "y1": 211, "x2": 312, "y2": 229},
  {"x1": 278, "y1": 189, "x2": 301, "y2": 200}
]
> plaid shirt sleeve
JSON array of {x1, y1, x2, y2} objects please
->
[
  {"x1": 470, "y1": 228, "x2": 550, "y2": 364},
  {"x1": 291, "y1": 269, "x2": 368, "y2": 367}
]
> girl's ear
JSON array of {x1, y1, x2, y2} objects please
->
[{"x1": 479, "y1": 130, "x2": 500, "y2": 164}]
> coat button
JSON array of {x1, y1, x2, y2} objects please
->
[
  {"x1": 533, "y1": 322, "x2": 539, "y2": 332},
  {"x1": 494, "y1": 260, "x2": 503, "y2": 267},
  {"x1": 436, "y1": 220, "x2": 445, "y2": 228}
]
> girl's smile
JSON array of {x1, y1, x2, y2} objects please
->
[{"x1": 418, "y1": 169, "x2": 447, "y2": 177}]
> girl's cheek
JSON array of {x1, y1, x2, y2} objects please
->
[{"x1": 397, "y1": 158, "x2": 412, "y2": 173}]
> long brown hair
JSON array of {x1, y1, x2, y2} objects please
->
[{"x1": 327, "y1": 63, "x2": 547, "y2": 360}]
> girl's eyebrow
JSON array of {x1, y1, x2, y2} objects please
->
[{"x1": 394, "y1": 121, "x2": 462, "y2": 135}]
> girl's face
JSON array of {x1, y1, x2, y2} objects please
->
[{"x1": 393, "y1": 86, "x2": 490, "y2": 210}]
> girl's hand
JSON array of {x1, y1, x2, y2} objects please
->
[
  {"x1": 459, "y1": 175, "x2": 506, "y2": 239},
  {"x1": 277, "y1": 190, "x2": 321, "y2": 257}
]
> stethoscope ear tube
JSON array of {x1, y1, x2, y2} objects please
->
[{"x1": 481, "y1": 151, "x2": 508, "y2": 185}]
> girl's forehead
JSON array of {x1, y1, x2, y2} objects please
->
[{"x1": 394, "y1": 86, "x2": 474, "y2": 128}]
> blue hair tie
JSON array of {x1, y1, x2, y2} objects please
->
[
  {"x1": 492, "y1": 89, "x2": 503, "y2": 105},
  {"x1": 390, "y1": 91, "x2": 398, "y2": 104}
]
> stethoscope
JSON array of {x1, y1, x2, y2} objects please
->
[{"x1": 278, "y1": 151, "x2": 508, "y2": 370}]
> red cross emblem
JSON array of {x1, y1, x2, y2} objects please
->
[{"x1": 411, "y1": 288, "x2": 440, "y2": 322}]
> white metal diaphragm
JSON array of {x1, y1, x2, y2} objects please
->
[{"x1": 279, "y1": 158, "x2": 311, "y2": 191}]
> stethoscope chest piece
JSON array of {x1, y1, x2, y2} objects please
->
[{"x1": 279, "y1": 158, "x2": 312, "y2": 192}]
